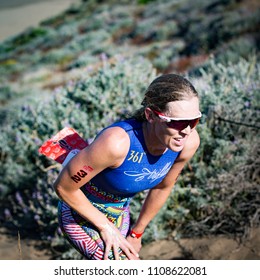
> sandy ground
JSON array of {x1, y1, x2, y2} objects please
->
[
  {"x1": 140, "y1": 228, "x2": 260, "y2": 260},
  {"x1": 0, "y1": 227, "x2": 52, "y2": 260},
  {"x1": 0, "y1": 226, "x2": 259, "y2": 260},
  {"x1": 0, "y1": 0, "x2": 81, "y2": 42}
]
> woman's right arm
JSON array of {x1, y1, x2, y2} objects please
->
[{"x1": 53, "y1": 127, "x2": 139, "y2": 260}]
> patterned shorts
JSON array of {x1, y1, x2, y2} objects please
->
[{"x1": 58, "y1": 182, "x2": 131, "y2": 260}]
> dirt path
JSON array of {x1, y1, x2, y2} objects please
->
[
  {"x1": 1, "y1": 227, "x2": 259, "y2": 260},
  {"x1": 0, "y1": 228, "x2": 51, "y2": 260},
  {"x1": 140, "y1": 228, "x2": 260, "y2": 260},
  {"x1": 0, "y1": 0, "x2": 80, "y2": 42}
]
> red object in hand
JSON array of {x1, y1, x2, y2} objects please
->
[{"x1": 38, "y1": 127, "x2": 88, "y2": 164}]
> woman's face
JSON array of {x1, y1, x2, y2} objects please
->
[{"x1": 153, "y1": 97, "x2": 200, "y2": 152}]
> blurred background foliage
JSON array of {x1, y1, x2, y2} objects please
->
[{"x1": 0, "y1": 0, "x2": 259, "y2": 259}]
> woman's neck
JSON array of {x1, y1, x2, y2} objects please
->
[{"x1": 142, "y1": 121, "x2": 167, "y2": 156}]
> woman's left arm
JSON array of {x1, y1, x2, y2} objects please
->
[{"x1": 127, "y1": 130, "x2": 200, "y2": 252}]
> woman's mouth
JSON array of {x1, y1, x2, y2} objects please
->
[{"x1": 172, "y1": 137, "x2": 186, "y2": 146}]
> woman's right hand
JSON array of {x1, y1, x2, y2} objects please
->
[{"x1": 99, "y1": 222, "x2": 140, "y2": 260}]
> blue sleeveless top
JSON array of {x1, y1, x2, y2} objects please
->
[{"x1": 90, "y1": 119, "x2": 180, "y2": 198}]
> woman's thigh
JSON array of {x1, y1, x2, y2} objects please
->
[{"x1": 58, "y1": 201, "x2": 130, "y2": 260}]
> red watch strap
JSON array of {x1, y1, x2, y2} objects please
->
[{"x1": 130, "y1": 229, "x2": 143, "y2": 238}]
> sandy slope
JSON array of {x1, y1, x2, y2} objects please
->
[
  {"x1": 0, "y1": 0, "x2": 80, "y2": 42},
  {"x1": 0, "y1": 226, "x2": 259, "y2": 260},
  {"x1": 140, "y1": 228, "x2": 260, "y2": 260}
]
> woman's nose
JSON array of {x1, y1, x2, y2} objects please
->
[{"x1": 181, "y1": 125, "x2": 192, "y2": 135}]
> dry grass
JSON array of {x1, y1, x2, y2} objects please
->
[{"x1": 17, "y1": 231, "x2": 22, "y2": 260}]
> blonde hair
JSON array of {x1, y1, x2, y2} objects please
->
[{"x1": 132, "y1": 74, "x2": 198, "y2": 121}]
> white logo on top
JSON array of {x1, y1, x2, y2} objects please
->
[{"x1": 124, "y1": 162, "x2": 172, "y2": 183}]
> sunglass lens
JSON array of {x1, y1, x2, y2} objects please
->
[
  {"x1": 166, "y1": 120, "x2": 188, "y2": 130},
  {"x1": 190, "y1": 118, "x2": 200, "y2": 128},
  {"x1": 166, "y1": 118, "x2": 200, "y2": 130}
]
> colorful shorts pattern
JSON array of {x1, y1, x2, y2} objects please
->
[{"x1": 58, "y1": 182, "x2": 131, "y2": 260}]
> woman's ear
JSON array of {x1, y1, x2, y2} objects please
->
[{"x1": 144, "y1": 108, "x2": 156, "y2": 123}]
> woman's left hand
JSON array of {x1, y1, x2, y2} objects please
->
[{"x1": 99, "y1": 221, "x2": 140, "y2": 260}]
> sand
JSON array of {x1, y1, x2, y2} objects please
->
[
  {"x1": 1, "y1": 226, "x2": 259, "y2": 260},
  {"x1": 0, "y1": 0, "x2": 81, "y2": 42}
]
